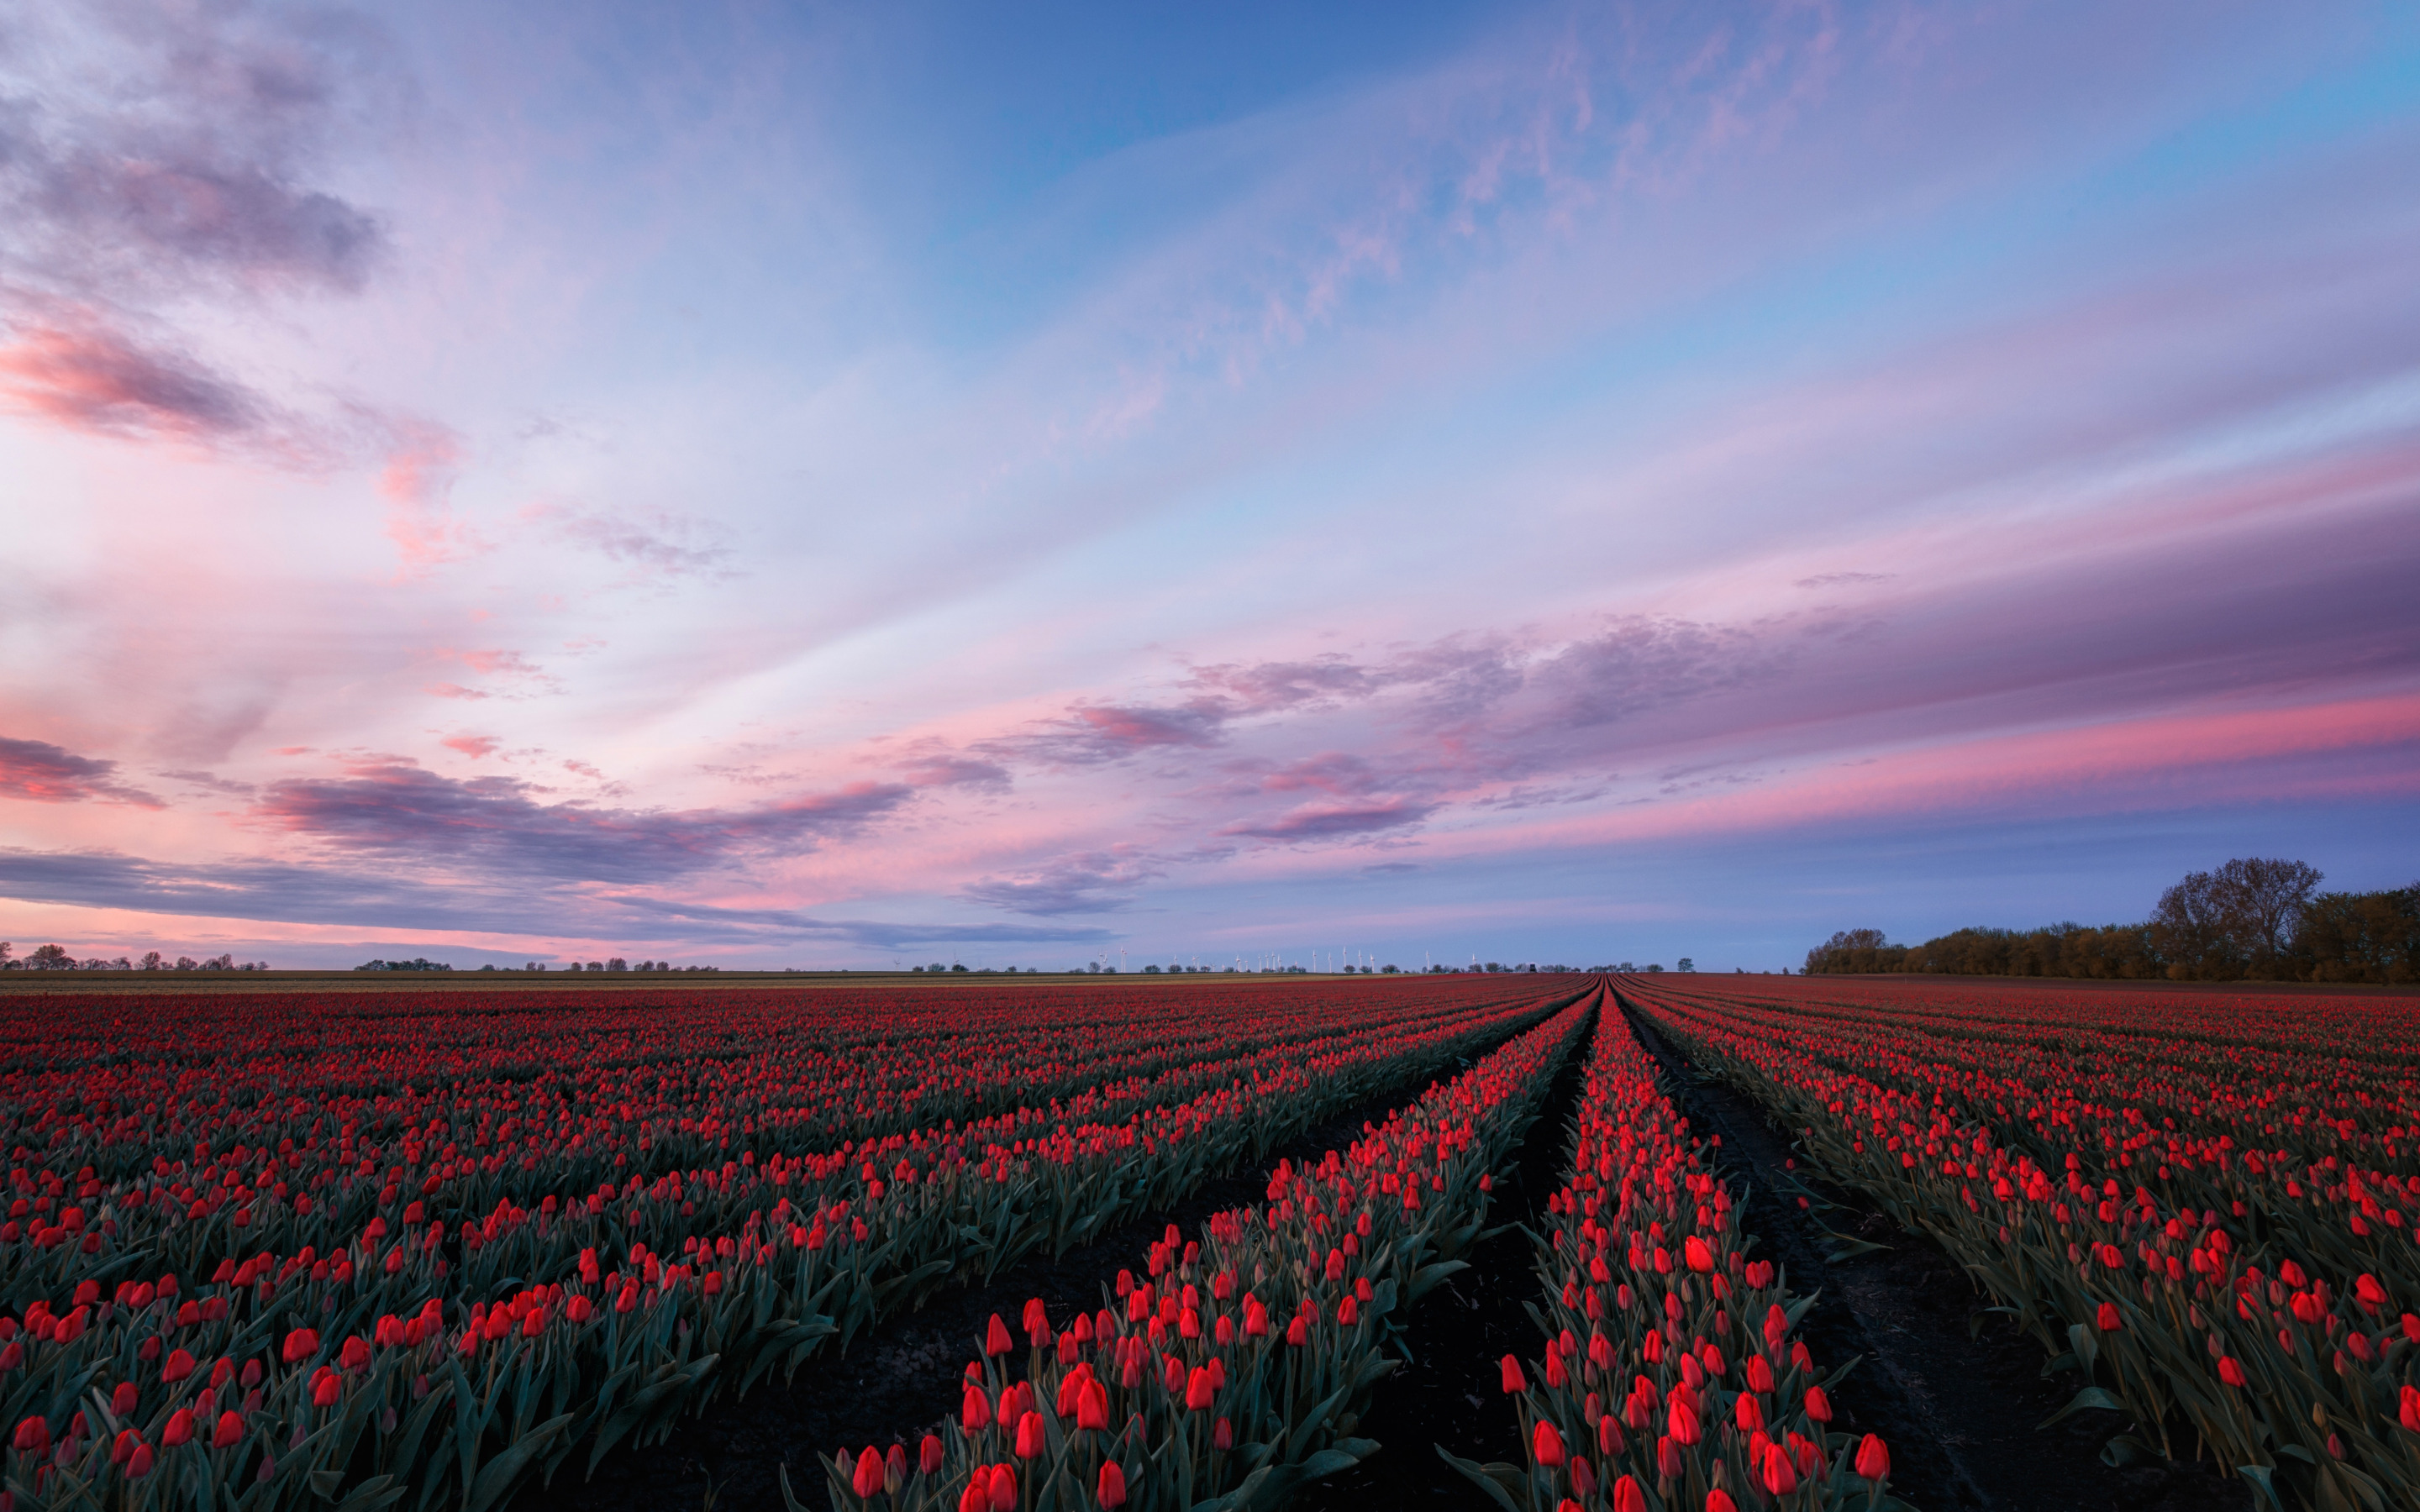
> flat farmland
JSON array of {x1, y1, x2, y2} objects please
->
[{"x1": 3, "y1": 972, "x2": 2410, "y2": 1511}]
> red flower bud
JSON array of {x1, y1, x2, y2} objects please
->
[
  {"x1": 852, "y1": 1446, "x2": 885, "y2": 1497},
  {"x1": 1532, "y1": 1420, "x2": 1565, "y2": 1467},
  {"x1": 1854, "y1": 1433, "x2": 1891, "y2": 1481}
]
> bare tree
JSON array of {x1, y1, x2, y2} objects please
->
[
  {"x1": 2153, "y1": 858, "x2": 2323, "y2": 979},
  {"x1": 2212, "y1": 857, "x2": 2323, "y2": 967}
]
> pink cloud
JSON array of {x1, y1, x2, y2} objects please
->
[
  {"x1": 0, "y1": 736, "x2": 164, "y2": 808},
  {"x1": 379, "y1": 420, "x2": 479, "y2": 570},
  {"x1": 441, "y1": 734, "x2": 500, "y2": 759},
  {"x1": 0, "y1": 318, "x2": 260, "y2": 443}
]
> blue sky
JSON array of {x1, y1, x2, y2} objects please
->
[{"x1": 2, "y1": 0, "x2": 2416, "y2": 969}]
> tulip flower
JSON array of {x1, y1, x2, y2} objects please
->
[
  {"x1": 1097, "y1": 1461, "x2": 1128, "y2": 1508},
  {"x1": 852, "y1": 1446, "x2": 886, "y2": 1497},
  {"x1": 213, "y1": 1410, "x2": 245, "y2": 1449},
  {"x1": 1500, "y1": 1355, "x2": 1527, "y2": 1393},
  {"x1": 1761, "y1": 1441, "x2": 1798, "y2": 1495},
  {"x1": 1854, "y1": 1433, "x2": 1891, "y2": 1481},
  {"x1": 1532, "y1": 1420, "x2": 1565, "y2": 1467}
]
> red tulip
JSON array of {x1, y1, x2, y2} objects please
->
[
  {"x1": 162, "y1": 1410, "x2": 195, "y2": 1448},
  {"x1": 212, "y1": 1411, "x2": 245, "y2": 1449},
  {"x1": 985, "y1": 1315, "x2": 1014, "y2": 1356},
  {"x1": 1532, "y1": 1420, "x2": 1565, "y2": 1467},
  {"x1": 2096, "y1": 1302, "x2": 2123, "y2": 1331},
  {"x1": 1666, "y1": 1396, "x2": 1701, "y2": 1446},
  {"x1": 1097, "y1": 1461, "x2": 1128, "y2": 1508},
  {"x1": 1500, "y1": 1354, "x2": 1526, "y2": 1393},
  {"x1": 1804, "y1": 1385, "x2": 1832, "y2": 1423},
  {"x1": 2218, "y1": 1356, "x2": 2248, "y2": 1388},
  {"x1": 1761, "y1": 1441, "x2": 1798, "y2": 1495},
  {"x1": 1013, "y1": 1413, "x2": 1044, "y2": 1459},
  {"x1": 1612, "y1": 1475, "x2": 1647, "y2": 1512},
  {"x1": 852, "y1": 1446, "x2": 885, "y2": 1497},
  {"x1": 1854, "y1": 1433, "x2": 1891, "y2": 1481}
]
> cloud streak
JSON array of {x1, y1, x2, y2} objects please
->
[
  {"x1": 0, "y1": 738, "x2": 164, "y2": 808},
  {"x1": 252, "y1": 759, "x2": 916, "y2": 884}
]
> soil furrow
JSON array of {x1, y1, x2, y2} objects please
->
[
  {"x1": 1292, "y1": 1005, "x2": 1596, "y2": 1508},
  {"x1": 1618, "y1": 997, "x2": 2249, "y2": 1512}
]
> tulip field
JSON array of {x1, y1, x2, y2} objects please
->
[
  {"x1": 15, "y1": 967, "x2": 2392, "y2": 1512},
  {"x1": 1618, "y1": 974, "x2": 2420, "y2": 1512},
  {"x1": 1439, "y1": 1006, "x2": 1889, "y2": 1512},
  {"x1": 0, "y1": 977, "x2": 1570, "y2": 1511},
  {"x1": 818, "y1": 991, "x2": 1598, "y2": 1512}
]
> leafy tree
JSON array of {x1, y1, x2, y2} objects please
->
[{"x1": 2294, "y1": 885, "x2": 2420, "y2": 984}]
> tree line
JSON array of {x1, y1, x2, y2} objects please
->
[
  {"x1": 1805, "y1": 858, "x2": 2418, "y2": 984},
  {"x1": 0, "y1": 943, "x2": 267, "y2": 972}
]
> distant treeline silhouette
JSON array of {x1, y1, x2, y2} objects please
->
[
  {"x1": 0, "y1": 943, "x2": 265, "y2": 972},
  {"x1": 1807, "y1": 858, "x2": 2417, "y2": 984}
]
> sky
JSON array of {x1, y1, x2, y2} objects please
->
[{"x1": 2, "y1": 0, "x2": 2416, "y2": 971}]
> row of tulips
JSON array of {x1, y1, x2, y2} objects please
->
[
  {"x1": 1441, "y1": 1000, "x2": 1897, "y2": 1512},
  {"x1": 5, "y1": 981, "x2": 1540, "y2": 1286},
  {"x1": 813, "y1": 991, "x2": 1602, "y2": 1511},
  {"x1": 6, "y1": 984, "x2": 1560, "y2": 1341},
  {"x1": 0, "y1": 984, "x2": 1560, "y2": 1510},
  {"x1": 1620, "y1": 975, "x2": 2420, "y2": 1512}
]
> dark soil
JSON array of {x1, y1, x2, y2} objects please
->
[
  {"x1": 1293, "y1": 1019, "x2": 1592, "y2": 1509},
  {"x1": 509, "y1": 1030, "x2": 1539, "y2": 1512},
  {"x1": 1618, "y1": 1000, "x2": 2253, "y2": 1512}
]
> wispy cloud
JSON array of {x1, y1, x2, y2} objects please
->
[
  {"x1": 252, "y1": 759, "x2": 916, "y2": 884},
  {"x1": 963, "y1": 848, "x2": 1165, "y2": 916}
]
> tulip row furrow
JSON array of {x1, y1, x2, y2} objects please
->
[
  {"x1": 0, "y1": 980, "x2": 1555, "y2": 1511},
  {"x1": 815, "y1": 991, "x2": 1600, "y2": 1512},
  {"x1": 1622, "y1": 974, "x2": 2420, "y2": 1512}
]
